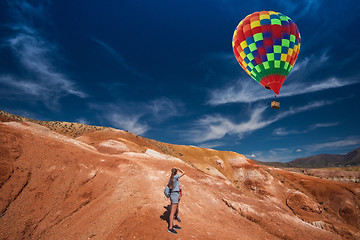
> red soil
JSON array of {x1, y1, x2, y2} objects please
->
[{"x1": 0, "y1": 116, "x2": 359, "y2": 239}]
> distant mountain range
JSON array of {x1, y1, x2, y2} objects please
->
[{"x1": 255, "y1": 148, "x2": 360, "y2": 168}]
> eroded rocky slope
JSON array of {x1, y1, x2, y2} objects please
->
[{"x1": 0, "y1": 111, "x2": 359, "y2": 239}]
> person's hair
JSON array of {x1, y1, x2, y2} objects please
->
[{"x1": 168, "y1": 168, "x2": 177, "y2": 189}]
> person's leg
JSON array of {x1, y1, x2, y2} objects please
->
[
  {"x1": 169, "y1": 203, "x2": 178, "y2": 229},
  {"x1": 175, "y1": 197, "x2": 180, "y2": 220}
]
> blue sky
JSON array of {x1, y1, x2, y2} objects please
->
[{"x1": 1, "y1": 0, "x2": 360, "y2": 162}]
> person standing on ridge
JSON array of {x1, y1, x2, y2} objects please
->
[{"x1": 168, "y1": 167, "x2": 185, "y2": 234}]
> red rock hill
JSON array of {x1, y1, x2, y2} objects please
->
[{"x1": 0, "y1": 110, "x2": 359, "y2": 239}]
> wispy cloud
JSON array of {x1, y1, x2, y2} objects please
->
[
  {"x1": 273, "y1": 122, "x2": 340, "y2": 136},
  {"x1": 248, "y1": 136, "x2": 360, "y2": 163},
  {"x1": 208, "y1": 76, "x2": 358, "y2": 105},
  {"x1": 309, "y1": 122, "x2": 340, "y2": 130},
  {"x1": 279, "y1": 0, "x2": 321, "y2": 21},
  {"x1": 91, "y1": 97, "x2": 183, "y2": 135},
  {"x1": 92, "y1": 38, "x2": 150, "y2": 80},
  {"x1": 245, "y1": 148, "x2": 301, "y2": 162},
  {"x1": 187, "y1": 100, "x2": 334, "y2": 143},
  {"x1": 281, "y1": 77, "x2": 357, "y2": 97},
  {"x1": 148, "y1": 97, "x2": 183, "y2": 120},
  {"x1": 0, "y1": 0, "x2": 86, "y2": 109},
  {"x1": 296, "y1": 0, "x2": 320, "y2": 19},
  {"x1": 196, "y1": 141, "x2": 226, "y2": 149},
  {"x1": 305, "y1": 136, "x2": 360, "y2": 152},
  {"x1": 76, "y1": 118, "x2": 90, "y2": 125},
  {"x1": 207, "y1": 50, "x2": 359, "y2": 105},
  {"x1": 289, "y1": 52, "x2": 329, "y2": 74},
  {"x1": 106, "y1": 112, "x2": 150, "y2": 135}
]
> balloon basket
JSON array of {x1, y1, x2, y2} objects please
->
[{"x1": 271, "y1": 100, "x2": 280, "y2": 109}]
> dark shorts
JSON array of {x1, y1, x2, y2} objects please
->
[{"x1": 170, "y1": 191, "x2": 179, "y2": 204}]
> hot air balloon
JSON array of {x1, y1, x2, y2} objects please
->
[{"x1": 232, "y1": 11, "x2": 301, "y2": 109}]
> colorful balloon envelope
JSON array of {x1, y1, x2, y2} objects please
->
[{"x1": 232, "y1": 11, "x2": 301, "y2": 95}]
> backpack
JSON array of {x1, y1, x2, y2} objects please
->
[{"x1": 164, "y1": 185, "x2": 171, "y2": 199}]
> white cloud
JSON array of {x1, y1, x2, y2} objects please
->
[
  {"x1": 188, "y1": 105, "x2": 268, "y2": 143},
  {"x1": 208, "y1": 80, "x2": 272, "y2": 105},
  {"x1": 106, "y1": 112, "x2": 150, "y2": 135},
  {"x1": 273, "y1": 122, "x2": 339, "y2": 136},
  {"x1": 148, "y1": 97, "x2": 183, "y2": 121},
  {"x1": 270, "y1": 100, "x2": 334, "y2": 122},
  {"x1": 245, "y1": 149, "x2": 298, "y2": 163},
  {"x1": 290, "y1": 53, "x2": 329, "y2": 74},
  {"x1": 278, "y1": 0, "x2": 321, "y2": 21},
  {"x1": 196, "y1": 142, "x2": 225, "y2": 150},
  {"x1": 187, "y1": 100, "x2": 334, "y2": 143},
  {"x1": 76, "y1": 118, "x2": 90, "y2": 125},
  {"x1": 7, "y1": 0, "x2": 46, "y2": 24},
  {"x1": 249, "y1": 137, "x2": 360, "y2": 163},
  {"x1": 309, "y1": 122, "x2": 339, "y2": 130},
  {"x1": 0, "y1": 75, "x2": 44, "y2": 96},
  {"x1": 280, "y1": 77, "x2": 356, "y2": 98},
  {"x1": 208, "y1": 76, "x2": 358, "y2": 105},
  {"x1": 296, "y1": 1, "x2": 316, "y2": 19},
  {"x1": 305, "y1": 137, "x2": 360, "y2": 152},
  {"x1": 92, "y1": 38, "x2": 149, "y2": 80},
  {"x1": 1, "y1": 0, "x2": 86, "y2": 109},
  {"x1": 207, "y1": 50, "x2": 359, "y2": 105},
  {"x1": 273, "y1": 128, "x2": 301, "y2": 136},
  {"x1": 299, "y1": 0, "x2": 320, "y2": 19},
  {"x1": 91, "y1": 97, "x2": 183, "y2": 135}
]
